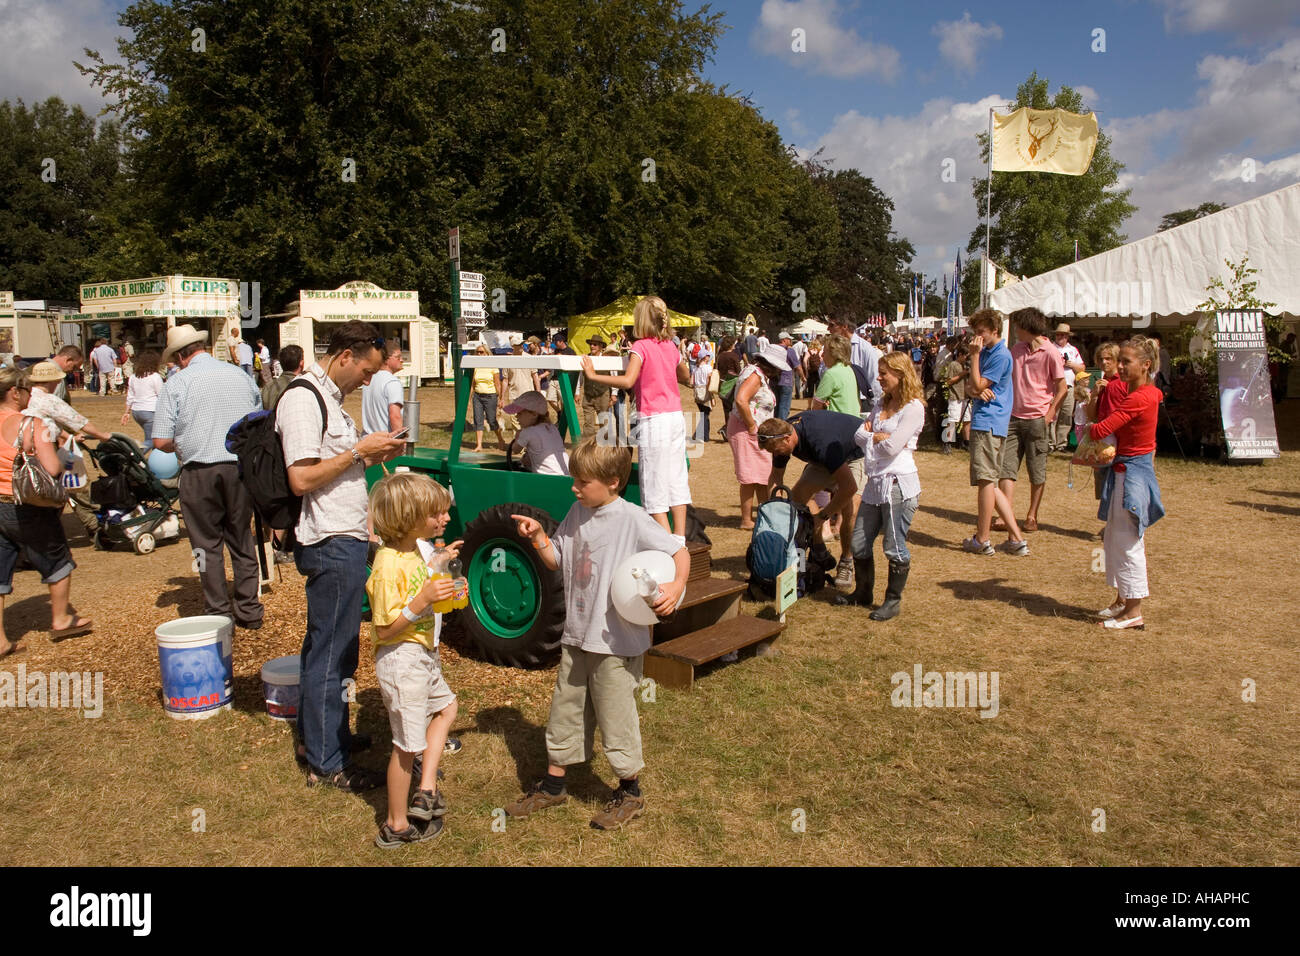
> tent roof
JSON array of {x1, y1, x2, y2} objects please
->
[
  {"x1": 567, "y1": 295, "x2": 698, "y2": 353},
  {"x1": 989, "y1": 181, "x2": 1300, "y2": 319}
]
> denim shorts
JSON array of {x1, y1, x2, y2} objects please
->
[{"x1": 0, "y1": 500, "x2": 75, "y2": 594}]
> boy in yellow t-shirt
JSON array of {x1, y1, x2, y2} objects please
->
[{"x1": 366, "y1": 472, "x2": 462, "y2": 848}]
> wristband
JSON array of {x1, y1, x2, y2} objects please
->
[
  {"x1": 351, "y1": 449, "x2": 364, "y2": 467},
  {"x1": 531, "y1": 535, "x2": 550, "y2": 551},
  {"x1": 401, "y1": 606, "x2": 421, "y2": 623}
]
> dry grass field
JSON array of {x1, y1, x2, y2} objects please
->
[{"x1": 1, "y1": 383, "x2": 1297, "y2": 866}]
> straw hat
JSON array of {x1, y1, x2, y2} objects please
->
[
  {"x1": 27, "y1": 361, "x2": 66, "y2": 383},
  {"x1": 1055, "y1": 323, "x2": 1072, "y2": 335},
  {"x1": 162, "y1": 324, "x2": 209, "y2": 361}
]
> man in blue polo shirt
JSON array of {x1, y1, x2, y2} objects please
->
[{"x1": 961, "y1": 310, "x2": 1027, "y2": 556}]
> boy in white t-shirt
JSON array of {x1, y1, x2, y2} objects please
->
[{"x1": 504, "y1": 390, "x2": 570, "y2": 476}]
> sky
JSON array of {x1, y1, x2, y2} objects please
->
[{"x1": 2, "y1": 0, "x2": 1299, "y2": 292}]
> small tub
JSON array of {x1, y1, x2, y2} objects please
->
[
  {"x1": 156, "y1": 615, "x2": 234, "y2": 720},
  {"x1": 261, "y1": 655, "x2": 301, "y2": 722}
]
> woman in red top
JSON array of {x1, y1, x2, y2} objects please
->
[{"x1": 1088, "y1": 337, "x2": 1164, "y2": 630}]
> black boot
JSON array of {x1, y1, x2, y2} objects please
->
[
  {"x1": 833, "y1": 557, "x2": 875, "y2": 607},
  {"x1": 869, "y1": 562, "x2": 910, "y2": 621}
]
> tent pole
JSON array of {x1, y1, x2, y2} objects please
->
[{"x1": 984, "y1": 106, "x2": 993, "y2": 309}]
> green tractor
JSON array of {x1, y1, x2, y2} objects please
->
[{"x1": 368, "y1": 353, "x2": 635, "y2": 667}]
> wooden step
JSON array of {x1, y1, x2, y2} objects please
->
[
  {"x1": 645, "y1": 615, "x2": 784, "y2": 691},
  {"x1": 651, "y1": 577, "x2": 746, "y2": 644},
  {"x1": 687, "y1": 540, "x2": 712, "y2": 582}
]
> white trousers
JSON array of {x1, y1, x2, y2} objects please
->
[{"x1": 1104, "y1": 471, "x2": 1149, "y2": 599}]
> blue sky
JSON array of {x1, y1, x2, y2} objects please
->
[{"x1": 3, "y1": 0, "x2": 1299, "y2": 288}]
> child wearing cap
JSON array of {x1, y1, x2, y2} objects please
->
[{"x1": 504, "y1": 390, "x2": 570, "y2": 476}]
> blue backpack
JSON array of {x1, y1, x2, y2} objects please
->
[{"x1": 745, "y1": 487, "x2": 834, "y2": 597}]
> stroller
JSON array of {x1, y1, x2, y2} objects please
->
[{"x1": 85, "y1": 434, "x2": 183, "y2": 554}]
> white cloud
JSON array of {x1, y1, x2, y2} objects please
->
[
  {"x1": 752, "y1": 0, "x2": 901, "y2": 81},
  {"x1": 0, "y1": 0, "x2": 122, "y2": 110},
  {"x1": 932, "y1": 12, "x2": 1003, "y2": 74},
  {"x1": 1074, "y1": 85, "x2": 1100, "y2": 109},
  {"x1": 1154, "y1": 0, "x2": 1300, "y2": 39},
  {"x1": 807, "y1": 93, "x2": 1005, "y2": 285}
]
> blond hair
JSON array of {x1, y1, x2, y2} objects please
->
[
  {"x1": 0, "y1": 365, "x2": 30, "y2": 401},
  {"x1": 822, "y1": 333, "x2": 850, "y2": 368},
  {"x1": 369, "y1": 472, "x2": 451, "y2": 546},
  {"x1": 1093, "y1": 341, "x2": 1119, "y2": 366},
  {"x1": 879, "y1": 351, "x2": 925, "y2": 407},
  {"x1": 632, "y1": 296, "x2": 672, "y2": 341},
  {"x1": 569, "y1": 438, "x2": 632, "y2": 491},
  {"x1": 1122, "y1": 334, "x2": 1160, "y2": 376}
]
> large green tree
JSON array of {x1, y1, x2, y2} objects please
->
[
  {"x1": 964, "y1": 71, "x2": 1135, "y2": 306},
  {"x1": 0, "y1": 98, "x2": 122, "y2": 300},
  {"x1": 1158, "y1": 201, "x2": 1226, "y2": 232}
]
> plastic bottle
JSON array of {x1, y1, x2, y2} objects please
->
[
  {"x1": 631, "y1": 568, "x2": 661, "y2": 608},
  {"x1": 449, "y1": 557, "x2": 469, "y2": 610},
  {"x1": 429, "y1": 539, "x2": 454, "y2": 614}
]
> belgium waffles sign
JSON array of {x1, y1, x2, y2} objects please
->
[{"x1": 299, "y1": 281, "x2": 419, "y2": 323}]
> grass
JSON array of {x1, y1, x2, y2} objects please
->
[{"x1": 0, "y1": 386, "x2": 1297, "y2": 866}]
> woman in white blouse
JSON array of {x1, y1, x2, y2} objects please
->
[
  {"x1": 121, "y1": 350, "x2": 165, "y2": 446},
  {"x1": 836, "y1": 351, "x2": 924, "y2": 620}
]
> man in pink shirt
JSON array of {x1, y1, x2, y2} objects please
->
[{"x1": 997, "y1": 307, "x2": 1066, "y2": 533}]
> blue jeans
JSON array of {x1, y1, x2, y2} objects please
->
[
  {"x1": 131, "y1": 409, "x2": 155, "y2": 446},
  {"x1": 693, "y1": 402, "x2": 711, "y2": 442},
  {"x1": 776, "y1": 383, "x2": 793, "y2": 420},
  {"x1": 295, "y1": 535, "x2": 368, "y2": 774},
  {"x1": 852, "y1": 483, "x2": 918, "y2": 564}
]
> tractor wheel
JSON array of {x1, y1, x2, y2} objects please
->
[{"x1": 459, "y1": 503, "x2": 564, "y2": 667}]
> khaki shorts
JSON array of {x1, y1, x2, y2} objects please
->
[
  {"x1": 799, "y1": 457, "x2": 866, "y2": 497},
  {"x1": 375, "y1": 642, "x2": 456, "y2": 755},
  {"x1": 546, "y1": 645, "x2": 644, "y2": 780},
  {"x1": 1000, "y1": 415, "x2": 1049, "y2": 485},
  {"x1": 968, "y1": 429, "x2": 1004, "y2": 485}
]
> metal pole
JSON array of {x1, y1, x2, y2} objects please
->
[{"x1": 984, "y1": 106, "x2": 994, "y2": 309}]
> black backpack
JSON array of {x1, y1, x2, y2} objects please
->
[{"x1": 225, "y1": 378, "x2": 327, "y2": 531}]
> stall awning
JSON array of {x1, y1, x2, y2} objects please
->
[
  {"x1": 989, "y1": 181, "x2": 1300, "y2": 320},
  {"x1": 568, "y1": 296, "x2": 699, "y2": 353}
]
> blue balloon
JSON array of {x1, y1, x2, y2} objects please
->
[{"x1": 147, "y1": 450, "x2": 180, "y2": 479}]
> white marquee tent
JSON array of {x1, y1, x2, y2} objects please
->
[{"x1": 989, "y1": 181, "x2": 1300, "y2": 325}]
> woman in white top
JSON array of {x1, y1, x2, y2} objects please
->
[
  {"x1": 836, "y1": 351, "x2": 924, "y2": 620},
  {"x1": 121, "y1": 350, "x2": 165, "y2": 447}
]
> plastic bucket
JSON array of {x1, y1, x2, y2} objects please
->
[
  {"x1": 155, "y1": 615, "x2": 234, "y2": 720},
  {"x1": 261, "y1": 655, "x2": 300, "y2": 722}
]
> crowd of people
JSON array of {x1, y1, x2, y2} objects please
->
[{"x1": 0, "y1": 299, "x2": 1173, "y2": 846}]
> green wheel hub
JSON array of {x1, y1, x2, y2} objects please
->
[{"x1": 469, "y1": 537, "x2": 540, "y2": 639}]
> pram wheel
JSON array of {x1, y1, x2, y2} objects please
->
[{"x1": 134, "y1": 532, "x2": 156, "y2": 555}]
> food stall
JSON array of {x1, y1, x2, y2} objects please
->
[
  {"x1": 72, "y1": 275, "x2": 245, "y2": 360},
  {"x1": 277, "y1": 281, "x2": 439, "y2": 381}
]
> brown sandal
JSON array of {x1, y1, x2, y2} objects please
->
[{"x1": 50, "y1": 618, "x2": 93, "y2": 641}]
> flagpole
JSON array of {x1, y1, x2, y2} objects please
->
[{"x1": 984, "y1": 106, "x2": 993, "y2": 309}]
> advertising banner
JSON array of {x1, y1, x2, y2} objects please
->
[{"x1": 1215, "y1": 310, "x2": 1280, "y2": 459}]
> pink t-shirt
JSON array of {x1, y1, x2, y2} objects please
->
[
  {"x1": 1009, "y1": 339, "x2": 1065, "y2": 419},
  {"x1": 629, "y1": 338, "x2": 683, "y2": 414}
]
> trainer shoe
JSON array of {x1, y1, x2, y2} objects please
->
[
  {"x1": 374, "y1": 817, "x2": 443, "y2": 849},
  {"x1": 590, "y1": 789, "x2": 646, "y2": 831},
  {"x1": 834, "y1": 555, "x2": 855, "y2": 588},
  {"x1": 443, "y1": 736, "x2": 463, "y2": 755},
  {"x1": 408, "y1": 787, "x2": 448, "y2": 821},
  {"x1": 1001, "y1": 538, "x2": 1030, "y2": 556},
  {"x1": 961, "y1": 536, "x2": 995, "y2": 555},
  {"x1": 505, "y1": 779, "x2": 568, "y2": 818}
]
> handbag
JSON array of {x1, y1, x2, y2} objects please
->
[{"x1": 11, "y1": 417, "x2": 69, "y2": 508}]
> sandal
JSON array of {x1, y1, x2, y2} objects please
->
[
  {"x1": 408, "y1": 787, "x2": 448, "y2": 821},
  {"x1": 50, "y1": 618, "x2": 93, "y2": 641},
  {"x1": 0, "y1": 640, "x2": 26, "y2": 659},
  {"x1": 375, "y1": 817, "x2": 443, "y2": 848},
  {"x1": 306, "y1": 765, "x2": 384, "y2": 793}
]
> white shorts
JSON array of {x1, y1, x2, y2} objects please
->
[
  {"x1": 946, "y1": 399, "x2": 972, "y2": 424},
  {"x1": 636, "y1": 410, "x2": 692, "y2": 514},
  {"x1": 375, "y1": 642, "x2": 456, "y2": 755}
]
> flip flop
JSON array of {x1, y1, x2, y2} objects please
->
[
  {"x1": 50, "y1": 618, "x2": 93, "y2": 641},
  {"x1": 0, "y1": 641, "x2": 26, "y2": 659}
]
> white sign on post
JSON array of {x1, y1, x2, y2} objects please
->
[
  {"x1": 460, "y1": 306, "x2": 488, "y2": 320},
  {"x1": 459, "y1": 288, "x2": 485, "y2": 302},
  {"x1": 448, "y1": 228, "x2": 460, "y2": 261},
  {"x1": 458, "y1": 271, "x2": 484, "y2": 284}
]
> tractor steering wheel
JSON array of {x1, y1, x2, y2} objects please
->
[{"x1": 504, "y1": 439, "x2": 525, "y2": 472}]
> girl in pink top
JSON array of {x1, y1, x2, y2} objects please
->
[{"x1": 580, "y1": 296, "x2": 691, "y2": 539}]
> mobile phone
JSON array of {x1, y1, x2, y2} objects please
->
[{"x1": 391, "y1": 427, "x2": 410, "y2": 441}]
